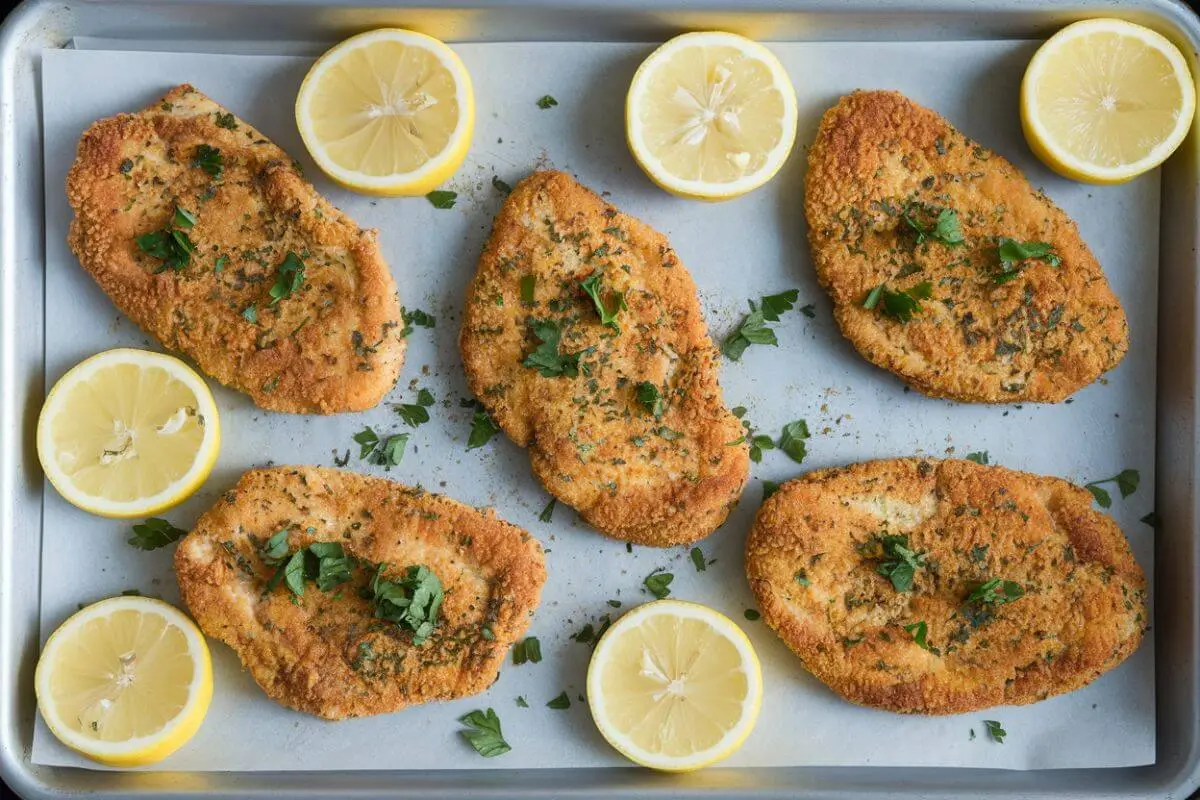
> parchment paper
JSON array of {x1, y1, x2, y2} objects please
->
[{"x1": 34, "y1": 40, "x2": 1157, "y2": 772}]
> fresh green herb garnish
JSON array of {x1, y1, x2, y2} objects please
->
[
  {"x1": 214, "y1": 255, "x2": 228, "y2": 272},
  {"x1": 759, "y1": 289, "x2": 800, "y2": 321},
  {"x1": 536, "y1": 95, "x2": 558, "y2": 109},
  {"x1": 690, "y1": 547, "x2": 707, "y2": 572},
  {"x1": 214, "y1": 111, "x2": 237, "y2": 129},
  {"x1": 1141, "y1": 511, "x2": 1160, "y2": 529},
  {"x1": 353, "y1": 426, "x2": 409, "y2": 467},
  {"x1": 458, "y1": 708, "x2": 510, "y2": 757},
  {"x1": 268, "y1": 252, "x2": 305, "y2": 305},
  {"x1": 580, "y1": 271, "x2": 625, "y2": 332},
  {"x1": 241, "y1": 305, "x2": 258, "y2": 324},
  {"x1": 119, "y1": 158, "x2": 134, "y2": 174},
  {"x1": 516, "y1": 696, "x2": 529, "y2": 708},
  {"x1": 635, "y1": 381, "x2": 664, "y2": 419},
  {"x1": 744, "y1": 609, "x2": 761, "y2": 621},
  {"x1": 522, "y1": 319, "x2": 590, "y2": 377},
  {"x1": 135, "y1": 206, "x2": 197, "y2": 272},
  {"x1": 983, "y1": 719, "x2": 1007, "y2": 743},
  {"x1": 875, "y1": 534, "x2": 927, "y2": 592},
  {"x1": 370, "y1": 563, "x2": 444, "y2": 644},
  {"x1": 127, "y1": 518, "x2": 187, "y2": 551},
  {"x1": 492, "y1": 175, "x2": 513, "y2": 195},
  {"x1": 266, "y1": 541, "x2": 354, "y2": 597},
  {"x1": 427, "y1": 190, "x2": 457, "y2": 209},
  {"x1": 970, "y1": 544, "x2": 989, "y2": 563},
  {"x1": 538, "y1": 498, "x2": 556, "y2": 523},
  {"x1": 778, "y1": 419, "x2": 810, "y2": 464},
  {"x1": 513, "y1": 637, "x2": 542, "y2": 665},
  {"x1": 519, "y1": 274, "x2": 537, "y2": 304},
  {"x1": 1084, "y1": 469, "x2": 1140, "y2": 508},
  {"x1": 966, "y1": 451, "x2": 989, "y2": 465},
  {"x1": 395, "y1": 388, "x2": 435, "y2": 427},
  {"x1": 400, "y1": 307, "x2": 436, "y2": 338},
  {"x1": 644, "y1": 570, "x2": 673, "y2": 599},
  {"x1": 966, "y1": 578, "x2": 1025, "y2": 606},
  {"x1": 993, "y1": 238, "x2": 1061, "y2": 284},
  {"x1": 793, "y1": 569, "x2": 810, "y2": 587},
  {"x1": 722, "y1": 289, "x2": 801, "y2": 360},
  {"x1": 260, "y1": 530, "x2": 290, "y2": 565},
  {"x1": 467, "y1": 410, "x2": 502, "y2": 450},
  {"x1": 904, "y1": 620, "x2": 932, "y2": 651},
  {"x1": 863, "y1": 281, "x2": 933, "y2": 323},
  {"x1": 192, "y1": 144, "x2": 223, "y2": 179},
  {"x1": 762, "y1": 481, "x2": 781, "y2": 501},
  {"x1": 546, "y1": 691, "x2": 571, "y2": 710},
  {"x1": 903, "y1": 204, "x2": 964, "y2": 246},
  {"x1": 353, "y1": 427, "x2": 381, "y2": 459}
]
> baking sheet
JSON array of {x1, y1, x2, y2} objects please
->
[{"x1": 34, "y1": 40, "x2": 1157, "y2": 772}]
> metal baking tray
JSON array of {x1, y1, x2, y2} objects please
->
[{"x1": 2, "y1": 0, "x2": 1198, "y2": 797}]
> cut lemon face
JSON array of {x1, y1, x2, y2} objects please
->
[
  {"x1": 296, "y1": 28, "x2": 475, "y2": 196},
  {"x1": 1021, "y1": 18, "x2": 1196, "y2": 184},
  {"x1": 626, "y1": 31, "x2": 798, "y2": 200},
  {"x1": 586, "y1": 599, "x2": 762, "y2": 771},
  {"x1": 35, "y1": 596, "x2": 213, "y2": 767},
  {"x1": 36, "y1": 349, "x2": 220, "y2": 518}
]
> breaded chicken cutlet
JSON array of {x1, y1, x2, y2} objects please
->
[
  {"x1": 459, "y1": 171, "x2": 750, "y2": 546},
  {"x1": 67, "y1": 85, "x2": 404, "y2": 413},
  {"x1": 174, "y1": 467, "x2": 546, "y2": 720},
  {"x1": 746, "y1": 457, "x2": 1146, "y2": 714},
  {"x1": 805, "y1": 90, "x2": 1128, "y2": 403}
]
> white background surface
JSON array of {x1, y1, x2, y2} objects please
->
[{"x1": 35, "y1": 40, "x2": 1157, "y2": 771}]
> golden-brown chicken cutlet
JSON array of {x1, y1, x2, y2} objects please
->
[
  {"x1": 746, "y1": 457, "x2": 1146, "y2": 714},
  {"x1": 805, "y1": 90, "x2": 1128, "y2": 403},
  {"x1": 66, "y1": 84, "x2": 404, "y2": 413},
  {"x1": 174, "y1": 467, "x2": 546, "y2": 720},
  {"x1": 459, "y1": 171, "x2": 749, "y2": 546}
]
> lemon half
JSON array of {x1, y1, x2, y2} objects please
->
[
  {"x1": 296, "y1": 28, "x2": 475, "y2": 196},
  {"x1": 35, "y1": 596, "x2": 213, "y2": 767},
  {"x1": 586, "y1": 599, "x2": 762, "y2": 771},
  {"x1": 36, "y1": 349, "x2": 220, "y2": 518},
  {"x1": 1021, "y1": 18, "x2": 1196, "y2": 184},
  {"x1": 626, "y1": 31, "x2": 798, "y2": 200}
]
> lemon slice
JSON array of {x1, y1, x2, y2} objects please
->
[
  {"x1": 626, "y1": 31, "x2": 798, "y2": 200},
  {"x1": 35, "y1": 596, "x2": 213, "y2": 767},
  {"x1": 1021, "y1": 18, "x2": 1196, "y2": 184},
  {"x1": 296, "y1": 28, "x2": 475, "y2": 196},
  {"x1": 36, "y1": 349, "x2": 220, "y2": 518},
  {"x1": 586, "y1": 599, "x2": 762, "y2": 771}
]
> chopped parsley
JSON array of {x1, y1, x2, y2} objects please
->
[
  {"x1": 458, "y1": 708, "x2": 510, "y2": 757},
  {"x1": 353, "y1": 426, "x2": 409, "y2": 467},
  {"x1": 426, "y1": 190, "x2": 457, "y2": 209},
  {"x1": 492, "y1": 175, "x2": 513, "y2": 195},
  {"x1": 127, "y1": 518, "x2": 187, "y2": 550},
  {"x1": 135, "y1": 206, "x2": 197, "y2": 272},
  {"x1": 690, "y1": 547, "x2": 707, "y2": 572},
  {"x1": 513, "y1": 637, "x2": 542, "y2": 665},
  {"x1": 395, "y1": 388, "x2": 435, "y2": 427},
  {"x1": 214, "y1": 111, "x2": 237, "y2": 129},
  {"x1": 522, "y1": 319, "x2": 590, "y2": 377},
  {"x1": 744, "y1": 609, "x2": 761, "y2": 621},
  {"x1": 260, "y1": 529, "x2": 290, "y2": 564},
  {"x1": 265, "y1": 541, "x2": 354, "y2": 597},
  {"x1": 268, "y1": 252, "x2": 305, "y2": 304},
  {"x1": 644, "y1": 570, "x2": 673, "y2": 599},
  {"x1": 538, "y1": 499, "x2": 556, "y2": 523},
  {"x1": 536, "y1": 95, "x2": 558, "y2": 109},
  {"x1": 370, "y1": 564, "x2": 444, "y2": 644},
  {"x1": 241, "y1": 305, "x2": 258, "y2": 324},
  {"x1": 192, "y1": 144, "x2": 223, "y2": 179},
  {"x1": 762, "y1": 481, "x2": 781, "y2": 501},
  {"x1": 580, "y1": 271, "x2": 625, "y2": 332},
  {"x1": 904, "y1": 620, "x2": 932, "y2": 651},
  {"x1": 546, "y1": 691, "x2": 571, "y2": 710},
  {"x1": 778, "y1": 419, "x2": 810, "y2": 464},
  {"x1": 983, "y1": 719, "x2": 1007, "y2": 743},
  {"x1": 635, "y1": 381, "x2": 664, "y2": 419},
  {"x1": 793, "y1": 569, "x2": 810, "y2": 587},
  {"x1": 966, "y1": 578, "x2": 1025, "y2": 606},
  {"x1": 400, "y1": 307, "x2": 436, "y2": 337},
  {"x1": 516, "y1": 696, "x2": 529, "y2": 708},
  {"x1": 722, "y1": 289, "x2": 801, "y2": 360},
  {"x1": 902, "y1": 203, "x2": 964, "y2": 246},
  {"x1": 874, "y1": 534, "x2": 927, "y2": 592},
  {"x1": 1084, "y1": 469, "x2": 1140, "y2": 508},
  {"x1": 467, "y1": 410, "x2": 502, "y2": 450},
  {"x1": 966, "y1": 451, "x2": 989, "y2": 465},
  {"x1": 993, "y1": 238, "x2": 1061, "y2": 284},
  {"x1": 1141, "y1": 511, "x2": 1160, "y2": 529},
  {"x1": 863, "y1": 281, "x2": 933, "y2": 323}
]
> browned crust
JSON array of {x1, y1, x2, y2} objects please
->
[
  {"x1": 459, "y1": 170, "x2": 749, "y2": 546},
  {"x1": 174, "y1": 466, "x2": 546, "y2": 720},
  {"x1": 66, "y1": 84, "x2": 404, "y2": 413},
  {"x1": 745, "y1": 457, "x2": 1146, "y2": 714},
  {"x1": 804, "y1": 90, "x2": 1128, "y2": 403}
]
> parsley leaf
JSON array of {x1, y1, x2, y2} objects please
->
[
  {"x1": 135, "y1": 206, "x2": 197, "y2": 272},
  {"x1": 458, "y1": 708, "x2": 510, "y2": 757},
  {"x1": 904, "y1": 620, "x2": 932, "y2": 650},
  {"x1": 268, "y1": 252, "x2": 305, "y2": 304},
  {"x1": 192, "y1": 144, "x2": 223, "y2": 179},
  {"x1": 1084, "y1": 469, "x2": 1140, "y2": 508},
  {"x1": 903, "y1": 203, "x2": 964, "y2": 246},
  {"x1": 966, "y1": 578, "x2": 1025, "y2": 606},
  {"x1": 966, "y1": 451, "x2": 989, "y2": 465},
  {"x1": 762, "y1": 481, "x2": 781, "y2": 501},
  {"x1": 1141, "y1": 511, "x2": 1160, "y2": 529},
  {"x1": 760, "y1": 289, "x2": 800, "y2": 322},
  {"x1": 538, "y1": 499, "x2": 556, "y2": 523},
  {"x1": 400, "y1": 307, "x2": 436, "y2": 338},
  {"x1": 536, "y1": 95, "x2": 558, "y2": 109},
  {"x1": 580, "y1": 271, "x2": 626, "y2": 331},
  {"x1": 127, "y1": 518, "x2": 187, "y2": 550},
  {"x1": 744, "y1": 609, "x2": 761, "y2": 621},
  {"x1": 546, "y1": 691, "x2": 571, "y2": 710},
  {"x1": 371, "y1": 433, "x2": 409, "y2": 467},
  {"x1": 370, "y1": 564, "x2": 444, "y2": 645},
  {"x1": 353, "y1": 427, "x2": 380, "y2": 459},
  {"x1": 644, "y1": 570, "x2": 673, "y2": 599},
  {"x1": 513, "y1": 637, "x2": 542, "y2": 665},
  {"x1": 241, "y1": 305, "x2": 258, "y2": 324},
  {"x1": 635, "y1": 381, "x2": 664, "y2": 419},
  {"x1": 522, "y1": 319, "x2": 590, "y2": 377},
  {"x1": 983, "y1": 719, "x2": 1007, "y2": 743},
  {"x1": 721, "y1": 289, "x2": 804, "y2": 360},
  {"x1": 874, "y1": 534, "x2": 927, "y2": 592},
  {"x1": 793, "y1": 568, "x2": 810, "y2": 587},
  {"x1": 260, "y1": 529, "x2": 290, "y2": 565},
  {"x1": 994, "y1": 238, "x2": 1061, "y2": 284},
  {"x1": 214, "y1": 111, "x2": 238, "y2": 129},
  {"x1": 778, "y1": 419, "x2": 810, "y2": 464},
  {"x1": 395, "y1": 388, "x2": 435, "y2": 427},
  {"x1": 864, "y1": 281, "x2": 933, "y2": 323},
  {"x1": 172, "y1": 207, "x2": 196, "y2": 230},
  {"x1": 492, "y1": 175, "x2": 512, "y2": 195},
  {"x1": 467, "y1": 410, "x2": 502, "y2": 450},
  {"x1": 516, "y1": 696, "x2": 529, "y2": 708},
  {"x1": 690, "y1": 547, "x2": 707, "y2": 572},
  {"x1": 427, "y1": 190, "x2": 457, "y2": 209}
]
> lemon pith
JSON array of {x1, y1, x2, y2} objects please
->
[
  {"x1": 1021, "y1": 18, "x2": 1196, "y2": 184},
  {"x1": 295, "y1": 28, "x2": 475, "y2": 196},
  {"x1": 36, "y1": 348, "x2": 220, "y2": 518},
  {"x1": 586, "y1": 599, "x2": 762, "y2": 771},
  {"x1": 35, "y1": 596, "x2": 213, "y2": 767},
  {"x1": 626, "y1": 31, "x2": 798, "y2": 201}
]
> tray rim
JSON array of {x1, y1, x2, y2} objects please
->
[{"x1": 2, "y1": 0, "x2": 1199, "y2": 797}]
